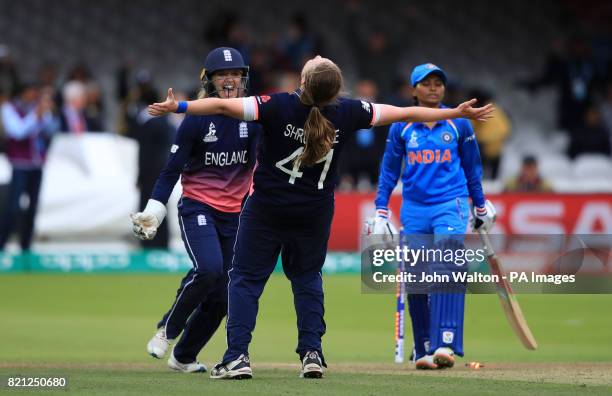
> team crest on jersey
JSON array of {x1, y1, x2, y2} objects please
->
[
  {"x1": 441, "y1": 131, "x2": 453, "y2": 143},
  {"x1": 361, "y1": 100, "x2": 371, "y2": 113},
  {"x1": 257, "y1": 95, "x2": 271, "y2": 104},
  {"x1": 204, "y1": 122, "x2": 218, "y2": 142},
  {"x1": 239, "y1": 122, "x2": 248, "y2": 138},
  {"x1": 408, "y1": 130, "x2": 419, "y2": 148}
]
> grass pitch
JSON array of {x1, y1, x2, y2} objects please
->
[{"x1": 1, "y1": 274, "x2": 611, "y2": 394}]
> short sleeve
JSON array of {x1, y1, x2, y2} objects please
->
[
  {"x1": 346, "y1": 99, "x2": 378, "y2": 131},
  {"x1": 252, "y1": 93, "x2": 285, "y2": 125}
]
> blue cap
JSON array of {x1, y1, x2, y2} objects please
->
[{"x1": 410, "y1": 63, "x2": 447, "y2": 87}]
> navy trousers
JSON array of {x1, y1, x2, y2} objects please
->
[
  {"x1": 222, "y1": 193, "x2": 333, "y2": 365},
  {"x1": 157, "y1": 197, "x2": 238, "y2": 363},
  {"x1": 0, "y1": 168, "x2": 43, "y2": 251}
]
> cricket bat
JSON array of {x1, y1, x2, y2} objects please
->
[{"x1": 477, "y1": 229, "x2": 538, "y2": 350}]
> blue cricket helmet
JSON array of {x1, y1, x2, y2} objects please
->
[{"x1": 200, "y1": 47, "x2": 250, "y2": 98}]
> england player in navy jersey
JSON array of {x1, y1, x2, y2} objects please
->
[
  {"x1": 131, "y1": 47, "x2": 261, "y2": 373},
  {"x1": 148, "y1": 55, "x2": 494, "y2": 379},
  {"x1": 370, "y1": 64, "x2": 496, "y2": 370}
]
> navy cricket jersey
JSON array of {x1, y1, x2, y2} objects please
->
[
  {"x1": 151, "y1": 114, "x2": 261, "y2": 213},
  {"x1": 247, "y1": 90, "x2": 377, "y2": 206}
]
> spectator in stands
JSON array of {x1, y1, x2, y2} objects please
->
[
  {"x1": 59, "y1": 81, "x2": 103, "y2": 133},
  {"x1": 84, "y1": 81, "x2": 105, "y2": 130},
  {"x1": 520, "y1": 36, "x2": 599, "y2": 131},
  {"x1": 133, "y1": 88, "x2": 183, "y2": 249},
  {"x1": 385, "y1": 77, "x2": 413, "y2": 107},
  {"x1": 504, "y1": 156, "x2": 552, "y2": 193},
  {"x1": 469, "y1": 88, "x2": 511, "y2": 179},
  {"x1": 568, "y1": 103, "x2": 612, "y2": 158},
  {"x1": 0, "y1": 82, "x2": 59, "y2": 252},
  {"x1": 63, "y1": 62, "x2": 105, "y2": 130},
  {"x1": 278, "y1": 13, "x2": 320, "y2": 72},
  {"x1": 346, "y1": 2, "x2": 398, "y2": 96},
  {"x1": 122, "y1": 69, "x2": 157, "y2": 136},
  {"x1": 0, "y1": 44, "x2": 19, "y2": 105},
  {"x1": 275, "y1": 71, "x2": 301, "y2": 93},
  {"x1": 600, "y1": 82, "x2": 612, "y2": 146},
  {"x1": 339, "y1": 79, "x2": 386, "y2": 191}
]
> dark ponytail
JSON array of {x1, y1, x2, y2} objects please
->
[{"x1": 298, "y1": 61, "x2": 343, "y2": 166}]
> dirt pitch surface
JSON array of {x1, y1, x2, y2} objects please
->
[{"x1": 2, "y1": 362, "x2": 610, "y2": 386}]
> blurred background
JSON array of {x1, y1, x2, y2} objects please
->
[
  {"x1": 0, "y1": 0, "x2": 611, "y2": 267},
  {"x1": 1, "y1": 1, "x2": 611, "y2": 382}
]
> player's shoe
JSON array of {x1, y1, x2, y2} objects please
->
[
  {"x1": 210, "y1": 354, "x2": 252, "y2": 379},
  {"x1": 167, "y1": 351, "x2": 207, "y2": 373},
  {"x1": 300, "y1": 351, "x2": 324, "y2": 378},
  {"x1": 433, "y1": 347, "x2": 455, "y2": 368},
  {"x1": 147, "y1": 327, "x2": 173, "y2": 359},
  {"x1": 415, "y1": 355, "x2": 438, "y2": 370}
]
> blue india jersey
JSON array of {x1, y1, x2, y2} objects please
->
[{"x1": 375, "y1": 114, "x2": 485, "y2": 209}]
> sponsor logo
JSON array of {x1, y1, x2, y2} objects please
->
[
  {"x1": 361, "y1": 100, "x2": 371, "y2": 113},
  {"x1": 170, "y1": 144, "x2": 179, "y2": 153},
  {"x1": 426, "y1": 63, "x2": 437, "y2": 69},
  {"x1": 259, "y1": 95, "x2": 271, "y2": 103},
  {"x1": 223, "y1": 49, "x2": 232, "y2": 61},
  {"x1": 442, "y1": 131, "x2": 453, "y2": 143},
  {"x1": 239, "y1": 122, "x2": 248, "y2": 138},
  {"x1": 197, "y1": 214, "x2": 207, "y2": 226},
  {"x1": 407, "y1": 149, "x2": 452, "y2": 165},
  {"x1": 442, "y1": 331, "x2": 454, "y2": 344},
  {"x1": 464, "y1": 134, "x2": 476, "y2": 142},
  {"x1": 204, "y1": 122, "x2": 218, "y2": 142}
]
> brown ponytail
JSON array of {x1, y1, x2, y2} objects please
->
[{"x1": 298, "y1": 60, "x2": 343, "y2": 166}]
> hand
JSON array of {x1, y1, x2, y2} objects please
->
[
  {"x1": 35, "y1": 94, "x2": 54, "y2": 118},
  {"x1": 131, "y1": 212, "x2": 159, "y2": 240},
  {"x1": 148, "y1": 88, "x2": 178, "y2": 116},
  {"x1": 471, "y1": 200, "x2": 497, "y2": 232},
  {"x1": 364, "y1": 209, "x2": 399, "y2": 242},
  {"x1": 456, "y1": 99, "x2": 495, "y2": 122}
]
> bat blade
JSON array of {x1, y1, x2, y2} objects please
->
[{"x1": 478, "y1": 230, "x2": 538, "y2": 350}]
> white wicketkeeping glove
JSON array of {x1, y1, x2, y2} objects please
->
[
  {"x1": 364, "y1": 208, "x2": 399, "y2": 242},
  {"x1": 131, "y1": 199, "x2": 167, "y2": 240},
  {"x1": 471, "y1": 199, "x2": 497, "y2": 232}
]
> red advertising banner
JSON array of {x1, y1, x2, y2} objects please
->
[{"x1": 330, "y1": 193, "x2": 612, "y2": 251}]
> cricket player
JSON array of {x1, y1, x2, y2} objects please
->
[
  {"x1": 131, "y1": 47, "x2": 261, "y2": 373},
  {"x1": 148, "y1": 55, "x2": 494, "y2": 379},
  {"x1": 372, "y1": 63, "x2": 496, "y2": 369}
]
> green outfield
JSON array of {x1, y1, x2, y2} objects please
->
[{"x1": 1, "y1": 274, "x2": 611, "y2": 395}]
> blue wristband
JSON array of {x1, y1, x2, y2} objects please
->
[{"x1": 176, "y1": 101, "x2": 188, "y2": 114}]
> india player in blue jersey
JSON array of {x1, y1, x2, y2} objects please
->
[
  {"x1": 372, "y1": 63, "x2": 496, "y2": 370},
  {"x1": 149, "y1": 55, "x2": 494, "y2": 379},
  {"x1": 131, "y1": 47, "x2": 261, "y2": 373}
]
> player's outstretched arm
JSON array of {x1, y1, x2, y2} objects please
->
[
  {"x1": 374, "y1": 99, "x2": 494, "y2": 126},
  {"x1": 148, "y1": 88, "x2": 246, "y2": 119}
]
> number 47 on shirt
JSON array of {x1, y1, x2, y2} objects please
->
[{"x1": 275, "y1": 148, "x2": 334, "y2": 189}]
